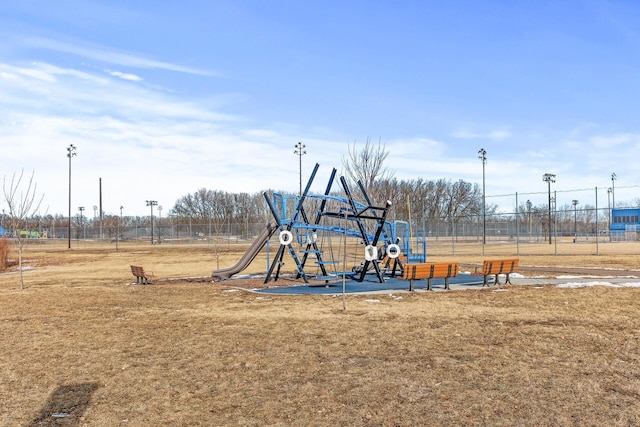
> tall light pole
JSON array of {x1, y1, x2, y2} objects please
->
[
  {"x1": 543, "y1": 173, "x2": 556, "y2": 244},
  {"x1": 117, "y1": 205, "x2": 123, "y2": 251},
  {"x1": 607, "y1": 187, "x2": 612, "y2": 241},
  {"x1": 526, "y1": 199, "x2": 532, "y2": 241},
  {"x1": 93, "y1": 205, "x2": 97, "y2": 237},
  {"x1": 572, "y1": 199, "x2": 579, "y2": 243},
  {"x1": 67, "y1": 144, "x2": 77, "y2": 249},
  {"x1": 478, "y1": 148, "x2": 487, "y2": 250},
  {"x1": 146, "y1": 200, "x2": 158, "y2": 244},
  {"x1": 294, "y1": 142, "x2": 306, "y2": 197},
  {"x1": 611, "y1": 173, "x2": 617, "y2": 209},
  {"x1": 158, "y1": 205, "x2": 162, "y2": 243},
  {"x1": 78, "y1": 206, "x2": 85, "y2": 240}
]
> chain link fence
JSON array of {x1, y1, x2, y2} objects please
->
[
  {"x1": 21, "y1": 206, "x2": 640, "y2": 256},
  {"x1": 9, "y1": 184, "x2": 640, "y2": 255}
]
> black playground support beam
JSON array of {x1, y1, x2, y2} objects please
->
[
  {"x1": 339, "y1": 176, "x2": 390, "y2": 283},
  {"x1": 298, "y1": 167, "x2": 337, "y2": 277},
  {"x1": 356, "y1": 180, "x2": 403, "y2": 275},
  {"x1": 263, "y1": 163, "x2": 321, "y2": 283}
]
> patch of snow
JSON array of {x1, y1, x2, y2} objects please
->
[
  {"x1": 364, "y1": 299, "x2": 380, "y2": 303},
  {"x1": 557, "y1": 281, "x2": 640, "y2": 289},
  {"x1": 556, "y1": 274, "x2": 638, "y2": 279}
]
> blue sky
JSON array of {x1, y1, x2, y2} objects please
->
[{"x1": 1, "y1": 0, "x2": 640, "y2": 217}]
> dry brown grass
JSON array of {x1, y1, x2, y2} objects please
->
[{"x1": 2, "y1": 240, "x2": 640, "y2": 426}]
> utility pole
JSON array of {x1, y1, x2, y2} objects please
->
[{"x1": 67, "y1": 144, "x2": 77, "y2": 249}]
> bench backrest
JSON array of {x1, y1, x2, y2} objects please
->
[
  {"x1": 482, "y1": 259, "x2": 519, "y2": 275},
  {"x1": 130, "y1": 265, "x2": 145, "y2": 276},
  {"x1": 403, "y1": 262, "x2": 459, "y2": 280}
]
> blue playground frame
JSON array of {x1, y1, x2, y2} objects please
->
[{"x1": 262, "y1": 163, "x2": 426, "y2": 285}]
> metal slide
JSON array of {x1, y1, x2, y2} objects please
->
[{"x1": 211, "y1": 222, "x2": 276, "y2": 280}]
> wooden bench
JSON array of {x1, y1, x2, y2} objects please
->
[
  {"x1": 480, "y1": 258, "x2": 519, "y2": 287},
  {"x1": 402, "y1": 262, "x2": 459, "y2": 291},
  {"x1": 130, "y1": 265, "x2": 156, "y2": 285}
]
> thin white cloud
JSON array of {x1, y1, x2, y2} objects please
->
[
  {"x1": 0, "y1": 61, "x2": 236, "y2": 122},
  {"x1": 525, "y1": 149, "x2": 554, "y2": 159},
  {"x1": 388, "y1": 137, "x2": 445, "y2": 156},
  {"x1": 488, "y1": 128, "x2": 511, "y2": 140},
  {"x1": 590, "y1": 133, "x2": 640, "y2": 148},
  {"x1": 451, "y1": 127, "x2": 511, "y2": 140},
  {"x1": 107, "y1": 70, "x2": 143, "y2": 82},
  {"x1": 0, "y1": 63, "x2": 57, "y2": 82},
  {"x1": 19, "y1": 36, "x2": 219, "y2": 77}
]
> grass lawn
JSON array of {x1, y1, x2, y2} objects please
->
[{"x1": 1, "y1": 239, "x2": 640, "y2": 426}]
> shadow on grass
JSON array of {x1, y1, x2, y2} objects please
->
[{"x1": 29, "y1": 382, "x2": 100, "y2": 426}]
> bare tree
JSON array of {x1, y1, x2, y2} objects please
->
[
  {"x1": 341, "y1": 138, "x2": 394, "y2": 202},
  {"x1": 3, "y1": 170, "x2": 44, "y2": 289}
]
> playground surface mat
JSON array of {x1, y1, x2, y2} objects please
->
[
  {"x1": 240, "y1": 269, "x2": 640, "y2": 295},
  {"x1": 255, "y1": 273, "x2": 488, "y2": 295}
]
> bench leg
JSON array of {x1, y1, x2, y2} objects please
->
[
  {"x1": 505, "y1": 273, "x2": 512, "y2": 285},
  {"x1": 445, "y1": 278, "x2": 450, "y2": 290},
  {"x1": 427, "y1": 278, "x2": 432, "y2": 291},
  {"x1": 409, "y1": 279, "x2": 414, "y2": 292},
  {"x1": 494, "y1": 274, "x2": 500, "y2": 286},
  {"x1": 483, "y1": 275, "x2": 488, "y2": 287}
]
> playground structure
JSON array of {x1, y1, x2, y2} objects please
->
[{"x1": 212, "y1": 163, "x2": 427, "y2": 284}]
